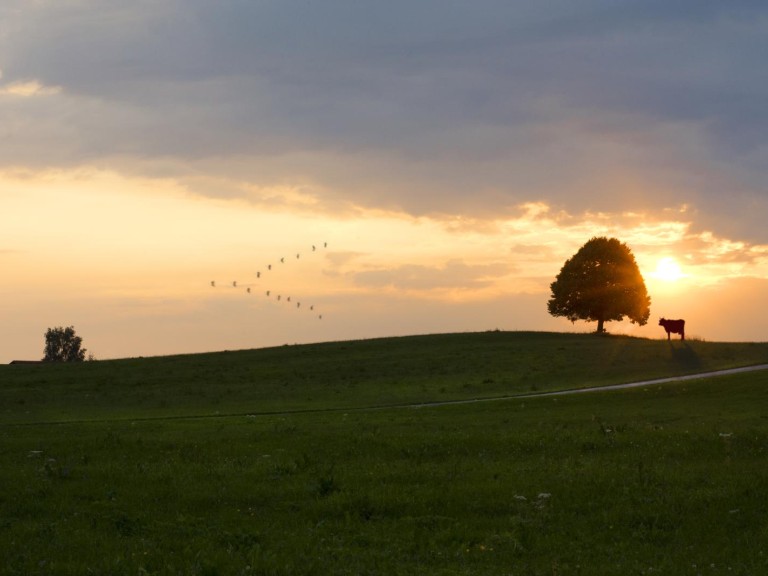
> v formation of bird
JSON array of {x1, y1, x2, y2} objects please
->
[{"x1": 210, "y1": 242, "x2": 327, "y2": 320}]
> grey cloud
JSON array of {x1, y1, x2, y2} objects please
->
[{"x1": 2, "y1": 1, "x2": 768, "y2": 241}]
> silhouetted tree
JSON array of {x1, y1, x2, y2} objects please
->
[
  {"x1": 548, "y1": 237, "x2": 651, "y2": 333},
  {"x1": 43, "y1": 326, "x2": 87, "y2": 362}
]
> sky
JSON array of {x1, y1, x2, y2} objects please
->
[{"x1": 2, "y1": 1, "x2": 768, "y2": 362}]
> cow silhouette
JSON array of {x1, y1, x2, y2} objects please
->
[{"x1": 659, "y1": 318, "x2": 685, "y2": 340}]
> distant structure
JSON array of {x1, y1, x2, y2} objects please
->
[{"x1": 9, "y1": 360, "x2": 43, "y2": 365}]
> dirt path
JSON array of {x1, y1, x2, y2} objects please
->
[
  {"x1": 413, "y1": 363, "x2": 768, "y2": 408},
  {"x1": 518, "y1": 362, "x2": 768, "y2": 398}
]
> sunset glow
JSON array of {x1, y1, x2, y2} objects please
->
[
  {"x1": 2, "y1": 3, "x2": 768, "y2": 362},
  {"x1": 2, "y1": 164, "x2": 767, "y2": 361},
  {"x1": 653, "y1": 257, "x2": 684, "y2": 283}
]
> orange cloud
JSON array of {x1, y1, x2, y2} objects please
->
[{"x1": 0, "y1": 79, "x2": 61, "y2": 97}]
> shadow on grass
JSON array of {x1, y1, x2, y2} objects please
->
[{"x1": 669, "y1": 341, "x2": 701, "y2": 370}]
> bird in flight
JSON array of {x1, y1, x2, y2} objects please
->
[{"x1": 210, "y1": 240, "x2": 328, "y2": 320}]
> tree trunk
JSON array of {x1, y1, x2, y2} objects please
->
[{"x1": 596, "y1": 318, "x2": 605, "y2": 333}]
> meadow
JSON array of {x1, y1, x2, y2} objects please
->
[{"x1": 1, "y1": 331, "x2": 767, "y2": 574}]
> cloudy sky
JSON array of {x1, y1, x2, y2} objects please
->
[{"x1": 2, "y1": 1, "x2": 767, "y2": 362}]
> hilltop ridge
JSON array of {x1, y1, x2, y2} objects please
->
[{"x1": 3, "y1": 331, "x2": 767, "y2": 425}]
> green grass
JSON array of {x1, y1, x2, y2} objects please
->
[
  {"x1": 1, "y1": 332, "x2": 767, "y2": 574},
  {"x1": 2, "y1": 331, "x2": 767, "y2": 424}
]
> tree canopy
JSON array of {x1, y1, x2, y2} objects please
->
[
  {"x1": 43, "y1": 326, "x2": 87, "y2": 362},
  {"x1": 547, "y1": 237, "x2": 651, "y2": 333}
]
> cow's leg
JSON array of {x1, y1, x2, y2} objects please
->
[
  {"x1": 667, "y1": 331, "x2": 671, "y2": 340},
  {"x1": 681, "y1": 329, "x2": 685, "y2": 341}
]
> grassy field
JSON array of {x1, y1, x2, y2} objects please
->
[
  {"x1": 2, "y1": 331, "x2": 768, "y2": 424},
  {"x1": 1, "y1": 332, "x2": 767, "y2": 574}
]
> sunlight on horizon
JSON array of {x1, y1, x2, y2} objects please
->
[
  {"x1": 653, "y1": 256, "x2": 684, "y2": 282},
  {"x1": 2, "y1": 167, "x2": 768, "y2": 362}
]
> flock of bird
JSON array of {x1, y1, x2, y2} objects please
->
[{"x1": 210, "y1": 242, "x2": 327, "y2": 320}]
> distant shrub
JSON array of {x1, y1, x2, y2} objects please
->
[{"x1": 43, "y1": 326, "x2": 87, "y2": 362}]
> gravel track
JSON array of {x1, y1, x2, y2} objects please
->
[{"x1": 412, "y1": 363, "x2": 768, "y2": 408}]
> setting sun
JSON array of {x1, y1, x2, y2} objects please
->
[{"x1": 654, "y1": 257, "x2": 684, "y2": 282}]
